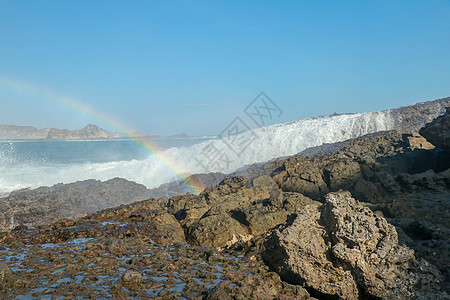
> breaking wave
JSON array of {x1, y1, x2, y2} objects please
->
[{"x1": 0, "y1": 110, "x2": 396, "y2": 195}]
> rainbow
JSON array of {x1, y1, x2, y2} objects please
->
[{"x1": 0, "y1": 75, "x2": 205, "y2": 194}]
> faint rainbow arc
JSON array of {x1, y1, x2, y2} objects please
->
[{"x1": 0, "y1": 76, "x2": 205, "y2": 194}]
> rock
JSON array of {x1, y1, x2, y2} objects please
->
[
  {"x1": 420, "y1": 106, "x2": 450, "y2": 152},
  {"x1": 252, "y1": 175, "x2": 278, "y2": 190},
  {"x1": 204, "y1": 284, "x2": 232, "y2": 300},
  {"x1": 262, "y1": 204, "x2": 359, "y2": 299},
  {"x1": 281, "y1": 156, "x2": 328, "y2": 198},
  {"x1": 0, "y1": 262, "x2": 12, "y2": 282},
  {"x1": 403, "y1": 132, "x2": 435, "y2": 150},
  {"x1": 262, "y1": 191, "x2": 446, "y2": 299},
  {"x1": 203, "y1": 176, "x2": 249, "y2": 200},
  {"x1": 268, "y1": 189, "x2": 284, "y2": 208},
  {"x1": 170, "y1": 175, "x2": 319, "y2": 247},
  {"x1": 121, "y1": 270, "x2": 142, "y2": 284},
  {"x1": 391, "y1": 97, "x2": 450, "y2": 133},
  {"x1": 0, "y1": 178, "x2": 153, "y2": 232},
  {"x1": 274, "y1": 130, "x2": 449, "y2": 203},
  {"x1": 352, "y1": 179, "x2": 378, "y2": 202},
  {"x1": 187, "y1": 209, "x2": 250, "y2": 247},
  {"x1": 0, "y1": 262, "x2": 16, "y2": 291},
  {"x1": 389, "y1": 217, "x2": 450, "y2": 292}
]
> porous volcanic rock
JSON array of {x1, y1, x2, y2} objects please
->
[
  {"x1": 262, "y1": 191, "x2": 446, "y2": 299},
  {"x1": 168, "y1": 176, "x2": 320, "y2": 248},
  {"x1": 273, "y1": 130, "x2": 447, "y2": 202},
  {"x1": 420, "y1": 106, "x2": 450, "y2": 152}
]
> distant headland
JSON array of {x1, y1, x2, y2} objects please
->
[
  {"x1": 0, "y1": 124, "x2": 200, "y2": 141},
  {"x1": 0, "y1": 124, "x2": 120, "y2": 140}
]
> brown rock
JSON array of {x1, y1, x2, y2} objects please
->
[
  {"x1": 252, "y1": 175, "x2": 278, "y2": 190},
  {"x1": 204, "y1": 284, "x2": 232, "y2": 300},
  {"x1": 262, "y1": 204, "x2": 359, "y2": 299},
  {"x1": 268, "y1": 189, "x2": 284, "y2": 208},
  {"x1": 121, "y1": 270, "x2": 142, "y2": 284},
  {"x1": 420, "y1": 106, "x2": 450, "y2": 152},
  {"x1": 262, "y1": 191, "x2": 445, "y2": 299}
]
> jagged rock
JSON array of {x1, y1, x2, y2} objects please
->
[
  {"x1": 391, "y1": 97, "x2": 450, "y2": 133},
  {"x1": 252, "y1": 175, "x2": 278, "y2": 190},
  {"x1": 169, "y1": 176, "x2": 319, "y2": 247},
  {"x1": 389, "y1": 217, "x2": 450, "y2": 292},
  {"x1": 404, "y1": 132, "x2": 435, "y2": 150},
  {"x1": 0, "y1": 262, "x2": 19, "y2": 291},
  {"x1": 0, "y1": 178, "x2": 153, "y2": 232},
  {"x1": 187, "y1": 209, "x2": 250, "y2": 247},
  {"x1": 281, "y1": 156, "x2": 329, "y2": 198},
  {"x1": 204, "y1": 284, "x2": 233, "y2": 300},
  {"x1": 262, "y1": 192, "x2": 446, "y2": 299},
  {"x1": 274, "y1": 130, "x2": 449, "y2": 201},
  {"x1": 203, "y1": 176, "x2": 248, "y2": 200},
  {"x1": 420, "y1": 107, "x2": 450, "y2": 152},
  {"x1": 262, "y1": 203, "x2": 358, "y2": 299}
]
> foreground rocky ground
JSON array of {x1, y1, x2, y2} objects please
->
[{"x1": 0, "y1": 108, "x2": 449, "y2": 299}]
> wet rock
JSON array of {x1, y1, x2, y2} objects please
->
[
  {"x1": 262, "y1": 191, "x2": 446, "y2": 299},
  {"x1": 420, "y1": 106, "x2": 450, "y2": 152}
]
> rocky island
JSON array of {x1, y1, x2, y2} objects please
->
[{"x1": 0, "y1": 107, "x2": 449, "y2": 299}]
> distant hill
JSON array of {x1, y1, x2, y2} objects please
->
[
  {"x1": 47, "y1": 124, "x2": 120, "y2": 140},
  {"x1": 0, "y1": 124, "x2": 119, "y2": 140},
  {"x1": 0, "y1": 125, "x2": 50, "y2": 140}
]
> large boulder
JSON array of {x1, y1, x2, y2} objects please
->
[
  {"x1": 262, "y1": 192, "x2": 446, "y2": 299},
  {"x1": 168, "y1": 176, "x2": 320, "y2": 248},
  {"x1": 420, "y1": 107, "x2": 450, "y2": 152}
]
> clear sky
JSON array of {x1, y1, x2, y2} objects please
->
[{"x1": 0, "y1": 0, "x2": 449, "y2": 136}]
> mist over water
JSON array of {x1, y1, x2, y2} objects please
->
[{"x1": 0, "y1": 111, "x2": 396, "y2": 196}]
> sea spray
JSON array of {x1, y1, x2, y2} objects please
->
[{"x1": 0, "y1": 110, "x2": 399, "y2": 195}]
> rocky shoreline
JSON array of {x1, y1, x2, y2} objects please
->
[{"x1": 0, "y1": 108, "x2": 449, "y2": 299}]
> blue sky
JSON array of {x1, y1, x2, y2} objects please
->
[{"x1": 0, "y1": 0, "x2": 449, "y2": 136}]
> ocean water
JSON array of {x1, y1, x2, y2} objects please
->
[
  {"x1": 0, "y1": 110, "x2": 397, "y2": 196},
  {"x1": 0, "y1": 138, "x2": 212, "y2": 195}
]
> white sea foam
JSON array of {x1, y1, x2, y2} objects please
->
[{"x1": 0, "y1": 110, "x2": 397, "y2": 195}]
